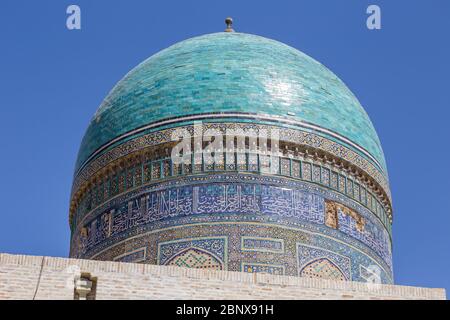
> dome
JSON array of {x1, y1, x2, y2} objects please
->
[
  {"x1": 70, "y1": 30, "x2": 393, "y2": 284},
  {"x1": 75, "y1": 32, "x2": 387, "y2": 178}
]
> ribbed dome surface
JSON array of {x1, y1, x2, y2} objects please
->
[{"x1": 75, "y1": 32, "x2": 386, "y2": 176}]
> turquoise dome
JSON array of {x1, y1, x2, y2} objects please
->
[
  {"x1": 70, "y1": 31, "x2": 394, "y2": 282},
  {"x1": 75, "y1": 32, "x2": 387, "y2": 177}
]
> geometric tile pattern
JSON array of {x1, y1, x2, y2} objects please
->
[
  {"x1": 71, "y1": 121, "x2": 392, "y2": 226},
  {"x1": 300, "y1": 258, "x2": 346, "y2": 281},
  {"x1": 83, "y1": 215, "x2": 392, "y2": 283},
  {"x1": 242, "y1": 263, "x2": 285, "y2": 275},
  {"x1": 69, "y1": 32, "x2": 394, "y2": 285},
  {"x1": 71, "y1": 122, "x2": 392, "y2": 228},
  {"x1": 297, "y1": 244, "x2": 351, "y2": 281},
  {"x1": 158, "y1": 237, "x2": 227, "y2": 269},
  {"x1": 165, "y1": 248, "x2": 223, "y2": 270},
  {"x1": 241, "y1": 237, "x2": 284, "y2": 253}
]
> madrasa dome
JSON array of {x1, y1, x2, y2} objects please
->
[{"x1": 69, "y1": 21, "x2": 393, "y2": 284}]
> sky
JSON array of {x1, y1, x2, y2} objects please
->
[{"x1": 0, "y1": 0, "x2": 449, "y2": 296}]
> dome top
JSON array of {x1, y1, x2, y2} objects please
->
[{"x1": 75, "y1": 32, "x2": 387, "y2": 177}]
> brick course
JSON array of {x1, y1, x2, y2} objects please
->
[{"x1": 0, "y1": 253, "x2": 445, "y2": 300}]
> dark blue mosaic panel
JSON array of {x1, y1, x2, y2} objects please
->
[
  {"x1": 77, "y1": 181, "x2": 391, "y2": 270},
  {"x1": 158, "y1": 237, "x2": 226, "y2": 266},
  {"x1": 113, "y1": 248, "x2": 146, "y2": 263},
  {"x1": 242, "y1": 264, "x2": 284, "y2": 275}
]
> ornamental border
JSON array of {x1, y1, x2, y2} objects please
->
[
  {"x1": 72, "y1": 172, "x2": 392, "y2": 241},
  {"x1": 71, "y1": 173, "x2": 392, "y2": 275},
  {"x1": 77, "y1": 112, "x2": 386, "y2": 175},
  {"x1": 71, "y1": 153, "x2": 391, "y2": 232},
  {"x1": 112, "y1": 246, "x2": 146, "y2": 263},
  {"x1": 70, "y1": 121, "x2": 392, "y2": 218}
]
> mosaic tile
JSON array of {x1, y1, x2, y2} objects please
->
[
  {"x1": 76, "y1": 33, "x2": 387, "y2": 174},
  {"x1": 69, "y1": 32, "x2": 394, "y2": 285},
  {"x1": 242, "y1": 263, "x2": 285, "y2": 275}
]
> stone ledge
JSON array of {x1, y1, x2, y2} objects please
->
[{"x1": 0, "y1": 253, "x2": 445, "y2": 300}]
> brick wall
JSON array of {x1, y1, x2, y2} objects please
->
[{"x1": 0, "y1": 253, "x2": 445, "y2": 300}]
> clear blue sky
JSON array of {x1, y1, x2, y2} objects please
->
[{"x1": 1, "y1": 0, "x2": 449, "y2": 294}]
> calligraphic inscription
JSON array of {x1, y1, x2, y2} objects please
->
[{"x1": 78, "y1": 183, "x2": 390, "y2": 266}]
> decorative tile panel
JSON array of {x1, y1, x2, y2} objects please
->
[
  {"x1": 75, "y1": 33, "x2": 387, "y2": 176},
  {"x1": 113, "y1": 247, "x2": 146, "y2": 263},
  {"x1": 241, "y1": 237, "x2": 284, "y2": 253},
  {"x1": 69, "y1": 32, "x2": 394, "y2": 286},
  {"x1": 297, "y1": 244, "x2": 351, "y2": 281}
]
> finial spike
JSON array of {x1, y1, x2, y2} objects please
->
[{"x1": 225, "y1": 17, "x2": 234, "y2": 32}]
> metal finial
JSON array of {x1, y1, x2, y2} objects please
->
[{"x1": 225, "y1": 17, "x2": 234, "y2": 32}]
